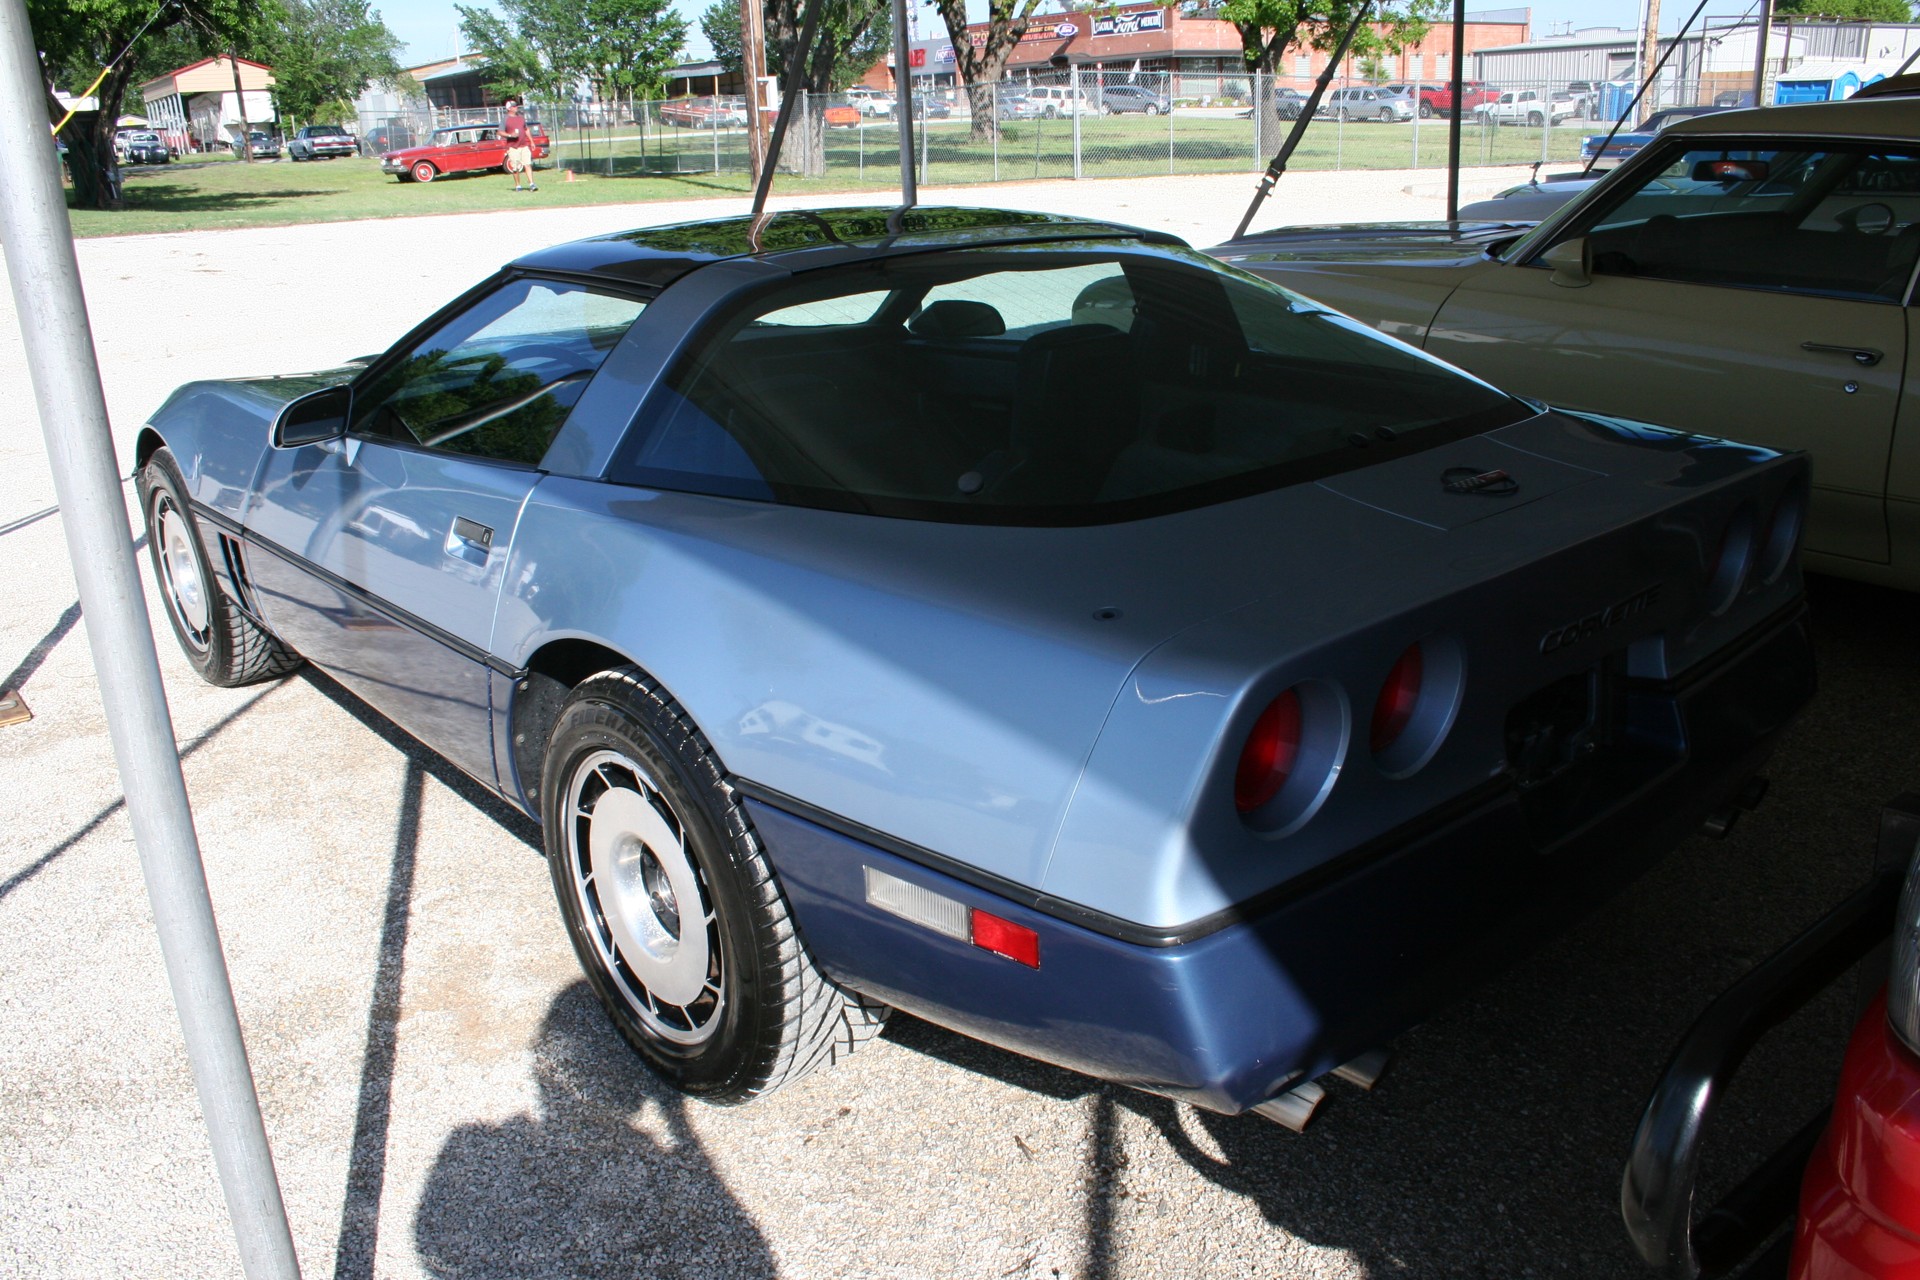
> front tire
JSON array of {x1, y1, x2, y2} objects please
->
[
  {"x1": 542, "y1": 668, "x2": 888, "y2": 1102},
  {"x1": 139, "y1": 449, "x2": 302, "y2": 687},
  {"x1": 1419, "y1": 101, "x2": 1433, "y2": 118},
  {"x1": 1144, "y1": 103, "x2": 1159, "y2": 116},
  {"x1": 411, "y1": 160, "x2": 438, "y2": 183}
]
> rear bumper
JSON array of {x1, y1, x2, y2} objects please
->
[{"x1": 754, "y1": 606, "x2": 1815, "y2": 1114}]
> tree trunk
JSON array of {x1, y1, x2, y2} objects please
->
[
  {"x1": 964, "y1": 79, "x2": 997, "y2": 142},
  {"x1": 230, "y1": 51, "x2": 253, "y2": 163}
]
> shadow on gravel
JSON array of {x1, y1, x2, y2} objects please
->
[
  {"x1": 334, "y1": 761, "x2": 426, "y2": 1280},
  {"x1": 414, "y1": 981, "x2": 775, "y2": 1279}
]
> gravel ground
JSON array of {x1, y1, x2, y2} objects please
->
[{"x1": 0, "y1": 167, "x2": 1903, "y2": 1279}]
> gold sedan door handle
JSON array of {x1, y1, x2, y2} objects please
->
[{"x1": 1801, "y1": 342, "x2": 1884, "y2": 367}]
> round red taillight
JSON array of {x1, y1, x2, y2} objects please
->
[
  {"x1": 1370, "y1": 644, "x2": 1424, "y2": 755},
  {"x1": 1235, "y1": 689, "x2": 1302, "y2": 814}
]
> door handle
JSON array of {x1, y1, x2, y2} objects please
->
[
  {"x1": 444, "y1": 516, "x2": 494, "y2": 565},
  {"x1": 1802, "y1": 341, "x2": 1883, "y2": 367}
]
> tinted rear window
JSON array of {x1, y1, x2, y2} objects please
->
[{"x1": 615, "y1": 241, "x2": 1523, "y2": 524}]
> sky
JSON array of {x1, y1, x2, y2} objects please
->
[{"x1": 375, "y1": 0, "x2": 1652, "y2": 71}]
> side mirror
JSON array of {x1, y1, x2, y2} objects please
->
[
  {"x1": 1541, "y1": 237, "x2": 1592, "y2": 288},
  {"x1": 272, "y1": 384, "x2": 351, "y2": 448}
]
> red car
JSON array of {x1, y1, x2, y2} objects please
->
[
  {"x1": 1623, "y1": 796, "x2": 1920, "y2": 1278},
  {"x1": 380, "y1": 121, "x2": 550, "y2": 184}
]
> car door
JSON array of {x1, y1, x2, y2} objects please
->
[
  {"x1": 243, "y1": 275, "x2": 651, "y2": 784},
  {"x1": 1426, "y1": 140, "x2": 1914, "y2": 566}
]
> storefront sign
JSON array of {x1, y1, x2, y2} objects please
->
[{"x1": 1091, "y1": 8, "x2": 1166, "y2": 37}]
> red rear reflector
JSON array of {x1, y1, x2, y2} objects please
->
[
  {"x1": 970, "y1": 909, "x2": 1040, "y2": 967},
  {"x1": 1370, "y1": 644, "x2": 1424, "y2": 754},
  {"x1": 1235, "y1": 688, "x2": 1303, "y2": 814}
]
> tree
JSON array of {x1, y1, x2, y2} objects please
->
[
  {"x1": 262, "y1": 0, "x2": 402, "y2": 127},
  {"x1": 703, "y1": 0, "x2": 887, "y2": 174},
  {"x1": 1217, "y1": 0, "x2": 1441, "y2": 149},
  {"x1": 700, "y1": 0, "x2": 886, "y2": 91},
  {"x1": 576, "y1": 0, "x2": 685, "y2": 103},
  {"x1": 30, "y1": 0, "x2": 263, "y2": 210},
  {"x1": 460, "y1": 0, "x2": 685, "y2": 108},
  {"x1": 1775, "y1": 0, "x2": 1913, "y2": 18},
  {"x1": 932, "y1": 0, "x2": 1043, "y2": 140},
  {"x1": 456, "y1": 0, "x2": 580, "y2": 104}
]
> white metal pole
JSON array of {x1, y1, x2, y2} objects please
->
[{"x1": 0, "y1": 3, "x2": 301, "y2": 1277}]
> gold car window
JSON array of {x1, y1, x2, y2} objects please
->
[{"x1": 1567, "y1": 142, "x2": 1920, "y2": 303}]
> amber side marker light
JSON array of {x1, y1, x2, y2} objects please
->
[{"x1": 863, "y1": 867, "x2": 1040, "y2": 968}]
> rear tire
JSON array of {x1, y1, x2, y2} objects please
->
[
  {"x1": 542, "y1": 667, "x2": 889, "y2": 1102},
  {"x1": 139, "y1": 448, "x2": 302, "y2": 688},
  {"x1": 1528, "y1": 110, "x2": 1545, "y2": 127}
]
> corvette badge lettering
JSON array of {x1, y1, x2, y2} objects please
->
[{"x1": 1539, "y1": 584, "x2": 1662, "y2": 654}]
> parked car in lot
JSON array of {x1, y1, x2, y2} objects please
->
[
  {"x1": 1271, "y1": 86, "x2": 1309, "y2": 119},
  {"x1": 1453, "y1": 168, "x2": 1604, "y2": 220},
  {"x1": 120, "y1": 130, "x2": 170, "y2": 164},
  {"x1": 1211, "y1": 97, "x2": 1920, "y2": 589},
  {"x1": 245, "y1": 130, "x2": 280, "y2": 159},
  {"x1": 1621, "y1": 796, "x2": 1920, "y2": 1280},
  {"x1": 996, "y1": 92, "x2": 1043, "y2": 120},
  {"x1": 659, "y1": 96, "x2": 745, "y2": 128},
  {"x1": 845, "y1": 86, "x2": 895, "y2": 117},
  {"x1": 1319, "y1": 86, "x2": 1415, "y2": 122},
  {"x1": 361, "y1": 123, "x2": 416, "y2": 155},
  {"x1": 1581, "y1": 103, "x2": 1732, "y2": 167},
  {"x1": 1099, "y1": 84, "x2": 1170, "y2": 115},
  {"x1": 1476, "y1": 88, "x2": 1579, "y2": 127},
  {"x1": 288, "y1": 124, "x2": 357, "y2": 161},
  {"x1": 1421, "y1": 78, "x2": 1500, "y2": 118},
  {"x1": 892, "y1": 95, "x2": 952, "y2": 120},
  {"x1": 132, "y1": 205, "x2": 1811, "y2": 1118},
  {"x1": 381, "y1": 121, "x2": 550, "y2": 183},
  {"x1": 1021, "y1": 85, "x2": 1095, "y2": 117}
]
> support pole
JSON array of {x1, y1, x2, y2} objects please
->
[
  {"x1": 1447, "y1": 0, "x2": 1463, "y2": 221},
  {"x1": 1750, "y1": 0, "x2": 1773, "y2": 109},
  {"x1": 891, "y1": 0, "x2": 917, "y2": 206},
  {"x1": 1580, "y1": 0, "x2": 1711, "y2": 176},
  {"x1": 0, "y1": 3, "x2": 300, "y2": 1277}
]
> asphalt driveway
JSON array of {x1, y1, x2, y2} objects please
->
[{"x1": 0, "y1": 168, "x2": 1903, "y2": 1278}]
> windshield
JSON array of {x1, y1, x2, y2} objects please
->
[{"x1": 618, "y1": 242, "x2": 1523, "y2": 524}]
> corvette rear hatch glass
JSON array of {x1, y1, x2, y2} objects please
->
[{"x1": 618, "y1": 243, "x2": 1527, "y2": 524}]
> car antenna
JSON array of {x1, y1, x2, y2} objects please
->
[
  {"x1": 1230, "y1": 0, "x2": 1373, "y2": 242},
  {"x1": 750, "y1": 0, "x2": 827, "y2": 219},
  {"x1": 1579, "y1": 0, "x2": 1711, "y2": 177}
]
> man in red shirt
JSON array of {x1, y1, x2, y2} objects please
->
[{"x1": 502, "y1": 98, "x2": 535, "y2": 191}]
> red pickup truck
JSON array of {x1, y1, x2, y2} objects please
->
[{"x1": 1415, "y1": 79, "x2": 1499, "y2": 118}]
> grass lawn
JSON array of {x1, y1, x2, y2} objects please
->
[{"x1": 67, "y1": 114, "x2": 1584, "y2": 239}]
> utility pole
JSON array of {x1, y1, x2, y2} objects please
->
[
  {"x1": 740, "y1": 0, "x2": 769, "y2": 183},
  {"x1": 1641, "y1": 0, "x2": 1662, "y2": 114},
  {"x1": 228, "y1": 51, "x2": 252, "y2": 163}
]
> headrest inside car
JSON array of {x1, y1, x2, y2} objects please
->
[{"x1": 908, "y1": 299, "x2": 1006, "y2": 338}]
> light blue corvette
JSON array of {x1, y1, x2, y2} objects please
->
[{"x1": 137, "y1": 207, "x2": 1815, "y2": 1121}]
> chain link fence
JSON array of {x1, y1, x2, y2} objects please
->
[{"x1": 351, "y1": 70, "x2": 1751, "y2": 183}]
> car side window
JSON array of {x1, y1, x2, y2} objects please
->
[
  {"x1": 1552, "y1": 142, "x2": 1920, "y2": 302},
  {"x1": 352, "y1": 277, "x2": 647, "y2": 466}
]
